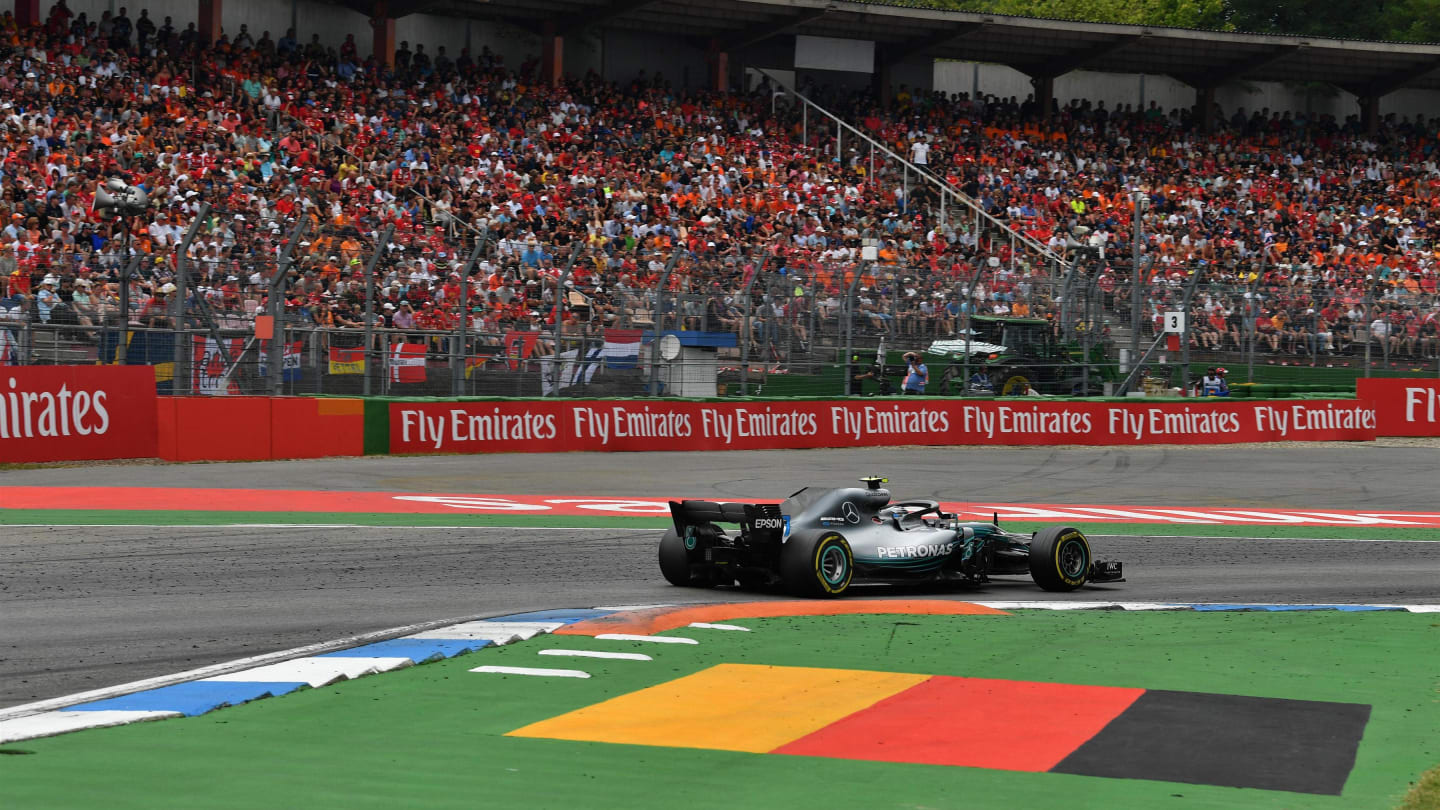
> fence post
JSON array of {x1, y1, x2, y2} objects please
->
[
  {"x1": 1130, "y1": 190, "x2": 1144, "y2": 367},
  {"x1": 1246, "y1": 268, "x2": 1262, "y2": 384},
  {"x1": 450, "y1": 229, "x2": 488, "y2": 397},
  {"x1": 1177, "y1": 263, "x2": 1207, "y2": 394},
  {"x1": 268, "y1": 218, "x2": 307, "y2": 396},
  {"x1": 843, "y1": 261, "x2": 869, "y2": 396},
  {"x1": 311, "y1": 327, "x2": 322, "y2": 395},
  {"x1": 739, "y1": 252, "x2": 767, "y2": 397},
  {"x1": 172, "y1": 203, "x2": 209, "y2": 395},
  {"x1": 547, "y1": 241, "x2": 583, "y2": 397},
  {"x1": 362, "y1": 224, "x2": 395, "y2": 397},
  {"x1": 806, "y1": 271, "x2": 818, "y2": 357},
  {"x1": 1363, "y1": 294, "x2": 1373, "y2": 377},
  {"x1": 1246, "y1": 290, "x2": 1255, "y2": 384},
  {"x1": 648, "y1": 249, "x2": 682, "y2": 397},
  {"x1": 1081, "y1": 265, "x2": 1096, "y2": 395},
  {"x1": 19, "y1": 310, "x2": 31, "y2": 366},
  {"x1": 115, "y1": 254, "x2": 140, "y2": 366}
]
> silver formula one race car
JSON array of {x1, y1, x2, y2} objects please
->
[{"x1": 659, "y1": 477, "x2": 1124, "y2": 597}]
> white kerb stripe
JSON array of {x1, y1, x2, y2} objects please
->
[
  {"x1": 538, "y1": 649, "x2": 652, "y2": 661},
  {"x1": 470, "y1": 665, "x2": 590, "y2": 678},
  {"x1": 409, "y1": 621, "x2": 562, "y2": 642},
  {"x1": 688, "y1": 622, "x2": 751, "y2": 631},
  {"x1": 591, "y1": 604, "x2": 676, "y2": 611},
  {"x1": 206, "y1": 656, "x2": 412, "y2": 688},
  {"x1": 0, "y1": 710, "x2": 181, "y2": 744},
  {"x1": 409, "y1": 629, "x2": 522, "y2": 644},
  {"x1": 594, "y1": 634, "x2": 699, "y2": 645}
]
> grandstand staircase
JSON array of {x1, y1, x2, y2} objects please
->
[{"x1": 756, "y1": 69, "x2": 1071, "y2": 273}]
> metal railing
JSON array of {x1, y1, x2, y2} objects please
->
[{"x1": 756, "y1": 68, "x2": 1071, "y2": 278}]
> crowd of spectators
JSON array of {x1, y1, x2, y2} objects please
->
[{"x1": 0, "y1": 0, "x2": 1438, "y2": 366}]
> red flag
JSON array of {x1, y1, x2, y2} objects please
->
[{"x1": 503, "y1": 331, "x2": 539, "y2": 371}]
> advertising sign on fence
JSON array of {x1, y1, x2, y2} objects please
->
[
  {"x1": 389, "y1": 398, "x2": 1377, "y2": 454},
  {"x1": 0, "y1": 366, "x2": 157, "y2": 462},
  {"x1": 1357, "y1": 378, "x2": 1440, "y2": 436}
]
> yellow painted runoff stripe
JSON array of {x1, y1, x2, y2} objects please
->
[{"x1": 508, "y1": 663, "x2": 928, "y2": 753}]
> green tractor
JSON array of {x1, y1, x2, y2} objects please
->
[{"x1": 885, "y1": 315, "x2": 1115, "y2": 396}]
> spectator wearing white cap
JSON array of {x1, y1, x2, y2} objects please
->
[{"x1": 35, "y1": 275, "x2": 58, "y2": 323}]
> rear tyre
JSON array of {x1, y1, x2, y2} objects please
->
[
  {"x1": 781, "y1": 532, "x2": 853, "y2": 597},
  {"x1": 1028, "y1": 526, "x2": 1091, "y2": 591},
  {"x1": 659, "y1": 527, "x2": 704, "y2": 587}
]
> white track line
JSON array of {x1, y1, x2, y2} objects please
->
[
  {"x1": 470, "y1": 665, "x2": 590, "y2": 678},
  {"x1": 594, "y1": 634, "x2": 699, "y2": 645},
  {"x1": 688, "y1": 622, "x2": 752, "y2": 631},
  {"x1": 538, "y1": 650, "x2": 652, "y2": 661}
]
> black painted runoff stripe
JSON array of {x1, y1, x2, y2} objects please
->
[{"x1": 1050, "y1": 689, "x2": 1371, "y2": 795}]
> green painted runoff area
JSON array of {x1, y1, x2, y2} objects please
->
[
  {"x1": 2, "y1": 508, "x2": 1440, "y2": 542},
  {"x1": 1, "y1": 611, "x2": 1436, "y2": 810}
]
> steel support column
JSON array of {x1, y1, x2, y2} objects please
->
[
  {"x1": 542, "y1": 21, "x2": 563, "y2": 87},
  {"x1": 371, "y1": 2, "x2": 396, "y2": 69},
  {"x1": 198, "y1": 0, "x2": 221, "y2": 45}
]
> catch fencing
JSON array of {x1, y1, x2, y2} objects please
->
[{"x1": 5, "y1": 209, "x2": 1437, "y2": 400}]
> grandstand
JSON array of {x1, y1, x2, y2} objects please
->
[{"x1": 2, "y1": 0, "x2": 1439, "y2": 397}]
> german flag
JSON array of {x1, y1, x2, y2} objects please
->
[
  {"x1": 328, "y1": 347, "x2": 365, "y2": 375},
  {"x1": 511, "y1": 663, "x2": 1369, "y2": 795}
]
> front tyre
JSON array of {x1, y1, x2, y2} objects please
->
[
  {"x1": 781, "y1": 532, "x2": 853, "y2": 597},
  {"x1": 1028, "y1": 526, "x2": 1091, "y2": 591}
]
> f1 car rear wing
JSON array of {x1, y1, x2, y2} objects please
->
[{"x1": 668, "y1": 500, "x2": 787, "y2": 542}]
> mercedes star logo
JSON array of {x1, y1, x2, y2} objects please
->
[{"x1": 842, "y1": 502, "x2": 860, "y2": 524}]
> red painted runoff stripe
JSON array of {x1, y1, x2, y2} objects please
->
[
  {"x1": 773, "y1": 675, "x2": 1145, "y2": 771},
  {"x1": 2, "y1": 487, "x2": 1440, "y2": 526}
]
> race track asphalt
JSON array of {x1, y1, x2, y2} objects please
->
[{"x1": 2, "y1": 444, "x2": 1439, "y2": 711}]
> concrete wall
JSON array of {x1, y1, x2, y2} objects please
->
[
  {"x1": 934, "y1": 59, "x2": 1440, "y2": 122},
  {"x1": 602, "y1": 27, "x2": 707, "y2": 89}
]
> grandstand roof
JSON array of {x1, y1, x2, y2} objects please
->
[{"x1": 430, "y1": 0, "x2": 1440, "y2": 95}]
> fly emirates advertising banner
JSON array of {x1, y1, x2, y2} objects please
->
[
  {"x1": 0, "y1": 367, "x2": 157, "y2": 462},
  {"x1": 389, "y1": 398, "x2": 1377, "y2": 453},
  {"x1": 1357, "y1": 378, "x2": 1440, "y2": 436}
]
